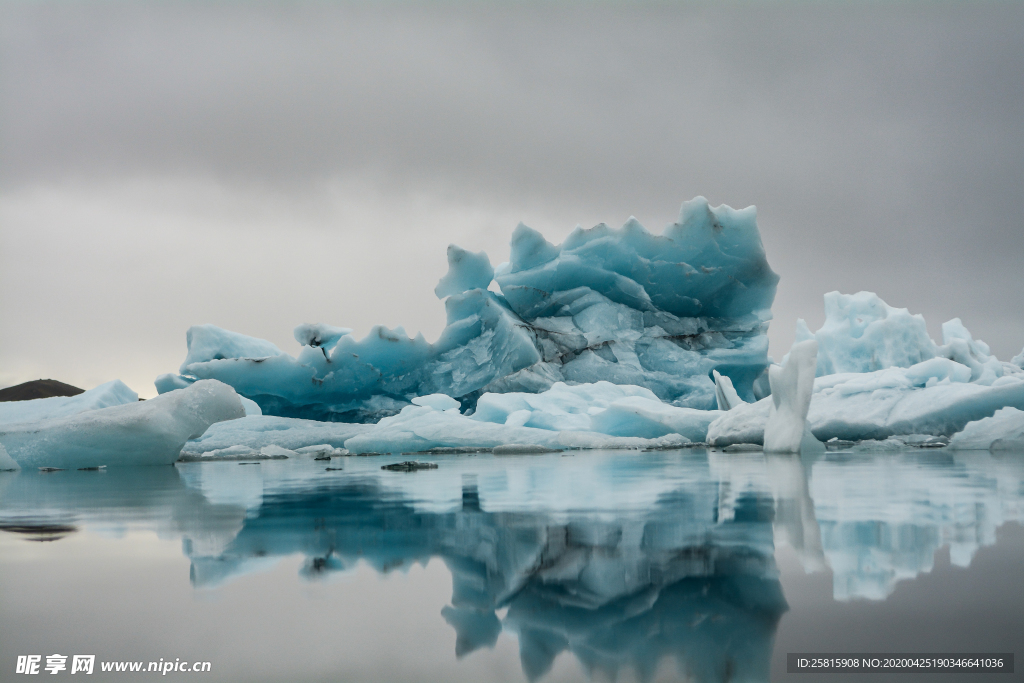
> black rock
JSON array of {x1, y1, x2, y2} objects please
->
[{"x1": 381, "y1": 461, "x2": 438, "y2": 472}]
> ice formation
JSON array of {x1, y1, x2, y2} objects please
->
[
  {"x1": 156, "y1": 198, "x2": 778, "y2": 420},
  {"x1": 0, "y1": 380, "x2": 245, "y2": 469},
  {"x1": 763, "y1": 340, "x2": 820, "y2": 453},
  {"x1": 0, "y1": 379, "x2": 138, "y2": 428},
  {"x1": 180, "y1": 415, "x2": 371, "y2": 458},
  {"x1": 343, "y1": 393, "x2": 692, "y2": 455},
  {"x1": 712, "y1": 369, "x2": 743, "y2": 411},
  {"x1": 709, "y1": 294, "x2": 1024, "y2": 447},
  {"x1": 948, "y1": 407, "x2": 1024, "y2": 450},
  {"x1": 796, "y1": 291, "x2": 1015, "y2": 384},
  {"x1": 178, "y1": 382, "x2": 714, "y2": 457},
  {"x1": 708, "y1": 362, "x2": 1024, "y2": 446}
]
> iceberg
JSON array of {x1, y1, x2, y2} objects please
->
[
  {"x1": 948, "y1": 407, "x2": 1024, "y2": 450},
  {"x1": 156, "y1": 198, "x2": 778, "y2": 420},
  {"x1": 0, "y1": 379, "x2": 138, "y2": 428},
  {"x1": 0, "y1": 380, "x2": 245, "y2": 469},
  {"x1": 709, "y1": 293, "x2": 1024, "y2": 446},
  {"x1": 708, "y1": 363, "x2": 1024, "y2": 446}
]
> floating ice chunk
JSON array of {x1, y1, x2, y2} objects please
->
[
  {"x1": 259, "y1": 444, "x2": 297, "y2": 458},
  {"x1": 798, "y1": 292, "x2": 938, "y2": 375},
  {"x1": 293, "y1": 323, "x2": 352, "y2": 351},
  {"x1": 179, "y1": 415, "x2": 372, "y2": 457},
  {"x1": 472, "y1": 382, "x2": 660, "y2": 431},
  {"x1": 0, "y1": 379, "x2": 138, "y2": 428},
  {"x1": 343, "y1": 403, "x2": 692, "y2": 455},
  {"x1": 470, "y1": 382, "x2": 717, "y2": 441},
  {"x1": 764, "y1": 340, "x2": 819, "y2": 453},
  {"x1": 294, "y1": 444, "x2": 349, "y2": 457},
  {"x1": 948, "y1": 407, "x2": 1024, "y2": 451},
  {"x1": 411, "y1": 394, "x2": 462, "y2": 411},
  {"x1": 434, "y1": 245, "x2": 494, "y2": 299},
  {"x1": 0, "y1": 443, "x2": 19, "y2": 471},
  {"x1": 713, "y1": 369, "x2": 743, "y2": 411},
  {"x1": 0, "y1": 380, "x2": 245, "y2": 469},
  {"x1": 180, "y1": 324, "x2": 284, "y2": 374},
  {"x1": 707, "y1": 364, "x2": 1024, "y2": 446}
]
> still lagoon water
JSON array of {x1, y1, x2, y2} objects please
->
[{"x1": 1, "y1": 449, "x2": 1021, "y2": 682}]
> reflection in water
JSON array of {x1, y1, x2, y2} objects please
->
[{"x1": 1, "y1": 449, "x2": 1021, "y2": 682}]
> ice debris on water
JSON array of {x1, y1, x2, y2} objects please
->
[{"x1": 156, "y1": 198, "x2": 779, "y2": 420}]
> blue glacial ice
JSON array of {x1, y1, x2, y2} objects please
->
[
  {"x1": 0, "y1": 379, "x2": 245, "y2": 469},
  {"x1": 157, "y1": 197, "x2": 778, "y2": 421}
]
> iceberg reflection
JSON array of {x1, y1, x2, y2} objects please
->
[{"x1": 1, "y1": 448, "x2": 1021, "y2": 681}]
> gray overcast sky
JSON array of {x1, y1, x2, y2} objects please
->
[{"x1": 2, "y1": 1, "x2": 1022, "y2": 397}]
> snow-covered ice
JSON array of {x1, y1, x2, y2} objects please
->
[{"x1": 0, "y1": 380, "x2": 245, "y2": 468}]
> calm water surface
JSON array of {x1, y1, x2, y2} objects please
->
[{"x1": 1, "y1": 449, "x2": 1021, "y2": 683}]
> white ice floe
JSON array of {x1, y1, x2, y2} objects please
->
[
  {"x1": 708, "y1": 361, "x2": 1024, "y2": 446},
  {"x1": 471, "y1": 382, "x2": 718, "y2": 441},
  {"x1": 179, "y1": 416, "x2": 372, "y2": 458},
  {"x1": 0, "y1": 379, "x2": 138, "y2": 428},
  {"x1": 344, "y1": 399, "x2": 691, "y2": 455},
  {"x1": 948, "y1": 407, "x2": 1024, "y2": 451},
  {"x1": 0, "y1": 380, "x2": 245, "y2": 468}
]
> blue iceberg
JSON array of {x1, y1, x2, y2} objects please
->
[{"x1": 157, "y1": 197, "x2": 778, "y2": 421}]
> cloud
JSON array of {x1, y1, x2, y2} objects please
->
[{"x1": 2, "y1": 2, "x2": 1022, "y2": 392}]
